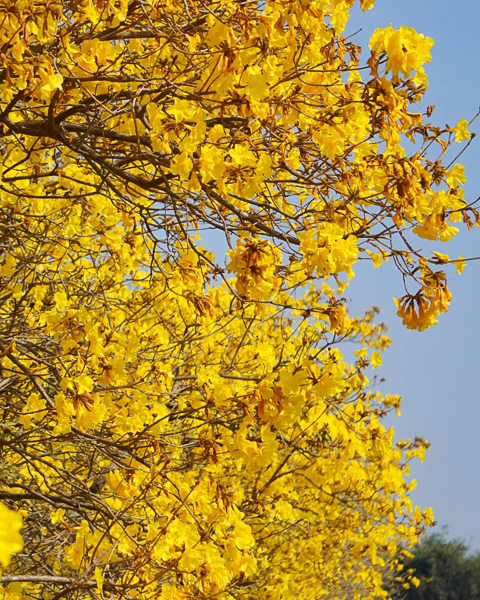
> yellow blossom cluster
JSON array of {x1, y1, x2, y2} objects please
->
[
  {"x1": 0, "y1": 0, "x2": 475, "y2": 598},
  {"x1": 227, "y1": 238, "x2": 283, "y2": 301}
]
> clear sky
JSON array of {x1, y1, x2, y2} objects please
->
[{"x1": 345, "y1": 0, "x2": 480, "y2": 548}]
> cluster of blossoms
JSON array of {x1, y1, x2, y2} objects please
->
[{"x1": 0, "y1": 0, "x2": 474, "y2": 598}]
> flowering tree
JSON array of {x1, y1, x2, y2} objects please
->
[{"x1": 0, "y1": 0, "x2": 475, "y2": 598}]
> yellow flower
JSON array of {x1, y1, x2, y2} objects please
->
[
  {"x1": 370, "y1": 25, "x2": 434, "y2": 78},
  {"x1": 50, "y1": 508, "x2": 65, "y2": 524},
  {"x1": 168, "y1": 98, "x2": 197, "y2": 124},
  {"x1": 0, "y1": 503, "x2": 23, "y2": 568},
  {"x1": 370, "y1": 351, "x2": 383, "y2": 369},
  {"x1": 200, "y1": 145, "x2": 226, "y2": 182},
  {"x1": 446, "y1": 163, "x2": 466, "y2": 187},
  {"x1": 453, "y1": 118, "x2": 470, "y2": 142},
  {"x1": 170, "y1": 152, "x2": 193, "y2": 180},
  {"x1": 455, "y1": 255, "x2": 466, "y2": 274}
]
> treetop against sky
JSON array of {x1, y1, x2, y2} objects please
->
[{"x1": 0, "y1": 0, "x2": 477, "y2": 598}]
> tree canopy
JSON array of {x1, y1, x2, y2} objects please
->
[
  {"x1": 391, "y1": 533, "x2": 480, "y2": 600},
  {"x1": 0, "y1": 0, "x2": 476, "y2": 599}
]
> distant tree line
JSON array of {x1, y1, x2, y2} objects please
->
[{"x1": 391, "y1": 531, "x2": 480, "y2": 600}]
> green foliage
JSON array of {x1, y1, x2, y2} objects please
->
[{"x1": 392, "y1": 532, "x2": 480, "y2": 600}]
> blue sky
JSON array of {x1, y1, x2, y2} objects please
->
[{"x1": 345, "y1": 0, "x2": 480, "y2": 548}]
